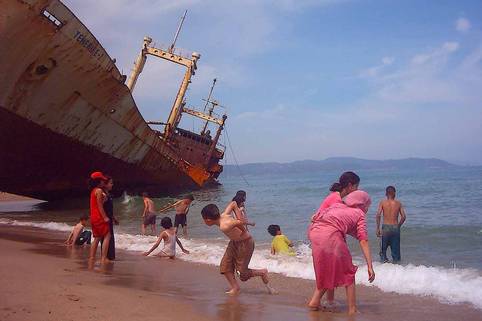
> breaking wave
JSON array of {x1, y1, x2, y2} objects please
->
[{"x1": 1, "y1": 218, "x2": 481, "y2": 309}]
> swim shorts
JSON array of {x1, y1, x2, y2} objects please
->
[
  {"x1": 174, "y1": 214, "x2": 187, "y2": 227},
  {"x1": 220, "y1": 237, "x2": 255, "y2": 281},
  {"x1": 143, "y1": 213, "x2": 157, "y2": 226},
  {"x1": 75, "y1": 230, "x2": 92, "y2": 245}
]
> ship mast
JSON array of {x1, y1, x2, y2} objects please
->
[
  {"x1": 169, "y1": 10, "x2": 187, "y2": 54},
  {"x1": 126, "y1": 10, "x2": 200, "y2": 139},
  {"x1": 200, "y1": 78, "x2": 217, "y2": 135}
]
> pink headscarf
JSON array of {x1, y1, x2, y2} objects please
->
[{"x1": 344, "y1": 190, "x2": 371, "y2": 213}]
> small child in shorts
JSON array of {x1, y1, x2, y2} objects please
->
[{"x1": 141, "y1": 192, "x2": 157, "y2": 235}]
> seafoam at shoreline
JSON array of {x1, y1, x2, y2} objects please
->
[{"x1": 1, "y1": 217, "x2": 481, "y2": 310}]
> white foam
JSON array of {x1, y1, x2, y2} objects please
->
[
  {"x1": 0, "y1": 218, "x2": 72, "y2": 232},
  {"x1": 121, "y1": 192, "x2": 134, "y2": 205},
  {"x1": 1, "y1": 218, "x2": 481, "y2": 309},
  {"x1": 356, "y1": 262, "x2": 482, "y2": 308}
]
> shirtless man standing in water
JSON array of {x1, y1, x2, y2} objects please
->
[
  {"x1": 376, "y1": 186, "x2": 407, "y2": 263},
  {"x1": 159, "y1": 195, "x2": 194, "y2": 237}
]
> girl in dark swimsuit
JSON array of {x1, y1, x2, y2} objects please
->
[{"x1": 102, "y1": 176, "x2": 118, "y2": 260}]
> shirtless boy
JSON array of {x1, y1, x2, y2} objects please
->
[
  {"x1": 65, "y1": 215, "x2": 91, "y2": 246},
  {"x1": 376, "y1": 186, "x2": 407, "y2": 263},
  {"x1": 141, "y1": 192, "x2": 157, "y2": 235},
  {"x1": 159, "y1": 195, "x2": 194, "y2": 237},
  {"x1": 201, "y1": 203, "x2": 276, "y2": 295}
]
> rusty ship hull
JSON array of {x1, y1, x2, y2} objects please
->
[{"x1": 0, "y1": 0, "x2": 224, "y2": 200}]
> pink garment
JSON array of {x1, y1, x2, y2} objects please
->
[
  {"x1": 345, "y1": 190, "x2": 372, "y2": 214},
  {"x1": 318, "y1": 192, "x2": 342, "y2": 211},
  {"x1": 308, "y1": 190, "x2": 371, "y2": 290}
]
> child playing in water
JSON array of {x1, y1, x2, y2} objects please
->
[
  {"x1": 141, "y1": 192, "x2": 157, "y2": 235},
  {"x1": 228, "y1": 192, "x2": 255, "y2": 231},
  {"x1": 376, "y1": 186, "x2": 406, "y2": 263},
  {"x1": 159, "y1": 195, "x2": 194, "y2": 237},
  {"x1": 267, "y1": 225, "x2": 295, "y2": 256},
  {"x1": 143, "y1": 217, "x2": 190, "y2": 258},
  {"x1": 65, "y1": 215, "x2": 91, "y2": 246},
  {"x1": 201, "y1": 203, "x2": 276, "y2": 295}
]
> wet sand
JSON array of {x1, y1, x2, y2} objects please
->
[{"x1": 0, "y1": 225, "x2": 480, "y2": 321}]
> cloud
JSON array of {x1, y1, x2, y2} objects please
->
[
  {"x1": 411, "y1": 42, "x2": 458, "y2": 65},
  {"x1": 363, "y1": 41, "x2": 470, "y2": 104},
  {"x1": 455, "y1": 17, "x2": 471, "y2": 32},
  {"x1": 359, "y1": 56, "x2": 395, "y2": 78},
  {"x1": 381, "y1": 57, "x2": 395, "y2": 65},
  {"x1": 227, "y1": 41, "x2": 482, "y2": 163}
]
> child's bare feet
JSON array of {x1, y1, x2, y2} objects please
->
[
  {"x1": 260, "y1": 268, "x2": 269, "y2": 284},
  {"x1": 265, "y1": 284, "x2": 278, "y2": 295},
  {"x1": 101, "y1": 258, "x2": 113, "y2": 265},
  {"x1": 225, "y1": 287, "x2": 240, "y2": 295},
  {"x1": 347, "y1": 308, "x2": 358, "y2": 315},
  {"x1": 259, "y1": 269, "x2": 277, "y2": 294}
]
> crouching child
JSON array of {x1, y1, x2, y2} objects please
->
[{"x1": 65, "y1": 215, "x2": 91, "y2": 246}]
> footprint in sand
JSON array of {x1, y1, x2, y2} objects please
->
[{"x1": 66, "y1": 294, "x2": 80, "y2": 302}]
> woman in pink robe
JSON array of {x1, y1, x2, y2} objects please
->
[
  {"x1": 308, "y1": 190, "x2": 375, "y2": 315},
  {"x1": 309, "y1": 172, "x2": 360, "y2": 307}
]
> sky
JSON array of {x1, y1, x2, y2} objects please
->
[{"x1": 64, "y1": 0, "x2": 482, "y2": 165}]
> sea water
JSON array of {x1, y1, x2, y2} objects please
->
[{"x1": 1, "y1": 167, "x2": 482, "y2": 308}]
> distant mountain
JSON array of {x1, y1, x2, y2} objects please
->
[{"x1": 221, "y1": 157, "x2": 457, "y2": 176}]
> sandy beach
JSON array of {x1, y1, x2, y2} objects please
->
[{"x1": 0, "y1": 224, "x2": 480, "y2": 321}]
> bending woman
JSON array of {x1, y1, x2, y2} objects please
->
[
  {"x1": 310, "y1": 171, "x2": 361, "y2": 308},
  {"x1": 308, "y1": 190, "x2": 375, "y2": 315}
]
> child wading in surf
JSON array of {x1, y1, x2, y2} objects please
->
[{"x1": 201, "y1": 203, "x2": 276, "y2": 295}]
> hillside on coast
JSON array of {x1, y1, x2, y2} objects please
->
[{"x1": 221, "y1": 157, "x2": 457, "y2": 176}]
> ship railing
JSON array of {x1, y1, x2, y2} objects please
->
[
  {"x1": 216, "y1": 142, "x2": 226, "y2": 152},
  {"x1": 150, "y1": 42, "x2": 193, "y2": 61}
]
